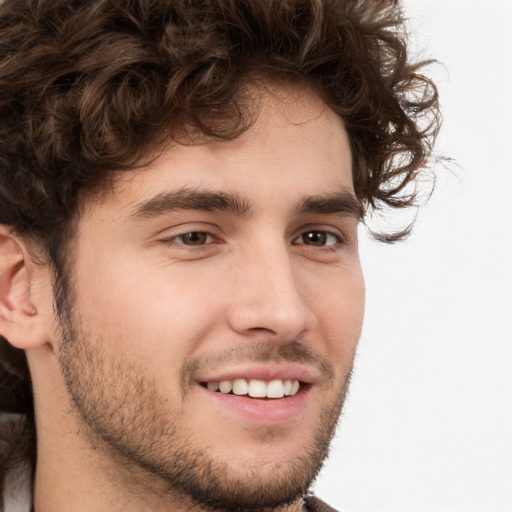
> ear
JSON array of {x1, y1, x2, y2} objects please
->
[{"x1": 0, "y1": 227, "x2": 51, "y2": 350}]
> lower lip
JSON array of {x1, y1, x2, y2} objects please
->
[{"x1": 198, "y1": 385, "x2": 311, "y2": 424}]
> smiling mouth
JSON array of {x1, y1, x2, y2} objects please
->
[{"x1": 200, "y1": 379, "x2": 304, "y2": 399}]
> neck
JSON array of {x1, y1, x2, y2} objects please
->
[
  {"x1": 30, "y1": 349, "x2": 309, "y2": 512},
  {"x1": 33, "y1": 391, "x2": 306, "y2": 512},
  {"x1": 35, "y1": 430, "x2": 307, "y2": 512},
  {"x1": 34, "y1": 407, "x2": 307, "y2": 512}
]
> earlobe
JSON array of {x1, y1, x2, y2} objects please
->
[{"x1": 0, "y1": 228, "x2": 49, "y2": 349}]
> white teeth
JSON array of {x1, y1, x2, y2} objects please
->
[
  {"x1": 248, "y1": 379, "x2": 267, "y2": 398},
  {"x1": 232, "y1": 378, "x2": 249, "y2": 395},
  {"x1": 219, "y1": 381, "x2": 232, "y2": 394},
  {"x1": 207, "y1": 381, "x2": 219, "y2": 391},
  {"x1": 206, "y1": 378, "x2": 301, "y2": 398},
  {"x1": 267, "y1": 380, "x2": 285, "y2": 398}
]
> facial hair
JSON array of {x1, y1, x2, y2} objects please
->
[{"x1": 56, "y1": 301, "x2": 354, "y2": 512}]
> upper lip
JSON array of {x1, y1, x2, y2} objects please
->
[{"x1": 195, "y1": 363, "x2": 322, "y2": 385}]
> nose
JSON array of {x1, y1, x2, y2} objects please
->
[{"x1": 226, "y1": 242, "x2": 317, "y2": 340}]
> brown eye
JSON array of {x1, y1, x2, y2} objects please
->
[
  {"x1": 294, "y1": 230, "x2": 339, "y2": 247},
  {"x1": 173, "y1": 232, "x2": 212, "y2": 246}
]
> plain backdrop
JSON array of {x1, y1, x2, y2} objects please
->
[{"x1": 312, "y1": 1, "x2": 512, "y2": 511}]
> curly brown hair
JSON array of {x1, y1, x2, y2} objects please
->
[{"x1": 0, "y1": 0, "x2": 439, "y2": 424}]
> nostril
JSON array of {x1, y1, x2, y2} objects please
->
[{"x1": 226, "y1": 285, "x2": 316, "y2": 340}]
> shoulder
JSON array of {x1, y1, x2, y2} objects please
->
[
  {"x1": 304, "y1": 494, "x2": 339, "y2": 512},
  {"x1": 0, "y1": 413, "x2": 32, "y2": 512}
]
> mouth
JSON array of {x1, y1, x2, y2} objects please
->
[
  {"x1": 198, "y1": 378, "x2": 311, "y2": 424},
  {"x1": 195, "y1": 364, "x2": 318, "y2": 423},
  {"x1": 200, "y1": 378, "x2": 304, "y2": 399}
]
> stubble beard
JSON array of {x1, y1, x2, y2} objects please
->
[{"x1": 55, "y1": 288, "x2": 354, "y2": 511}]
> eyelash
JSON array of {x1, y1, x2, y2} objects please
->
[
  {"x1": 161, "y1": 228, "x2": 345, "y2": 251},
  {"x1": 291, "y1": 230, "x2": 343, "y2": 249},
  {"x1": 168, "y1": 232, "x2": 216, "y2": 246},
  {"x1": 159, "y1": 231, "x2": 219, "y2": 252}
]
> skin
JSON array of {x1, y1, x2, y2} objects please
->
[{"x1": 2, "y1": 86, "x2": 365, "y2": 512}]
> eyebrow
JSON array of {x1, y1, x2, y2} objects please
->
[
  {"x1": 130, "y1": 187, "x2": 363, "y2": 221},
  {"x1": 295, "y1": 191, "x2": 364, "y2": 220},
  {"x1": 130, "y1": 187, "x2": 251, "y2": 220}
]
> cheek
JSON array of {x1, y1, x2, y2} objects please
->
[
  {"x1": 305, "y1": 265, "x2": 365, "y2": 356},
  {"x1": 73, "y1": 255, "x2": 225, "y2": 351}
]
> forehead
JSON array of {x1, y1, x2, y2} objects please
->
[{"x1": 90, "y1": 86, "x2": 354, "y2": 217}]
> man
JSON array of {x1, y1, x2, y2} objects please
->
[{"x1": 0, "y1": 0, "x2": 439, "y2": 511}]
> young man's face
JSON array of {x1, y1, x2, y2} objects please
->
[{"x1": 53, "y1": 87, "x2": 365, "y2": 509}]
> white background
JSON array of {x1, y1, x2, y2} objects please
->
[{"x1": 313, "y1": 1, "x2": 512, "y2": 511}]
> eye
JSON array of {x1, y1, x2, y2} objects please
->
[
  {"x1": 170, "y1": 231, "x2": 214, "y2": 246},
  {"x1": 293, "y1": 230, "x2": 341, "y2": 247}
]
